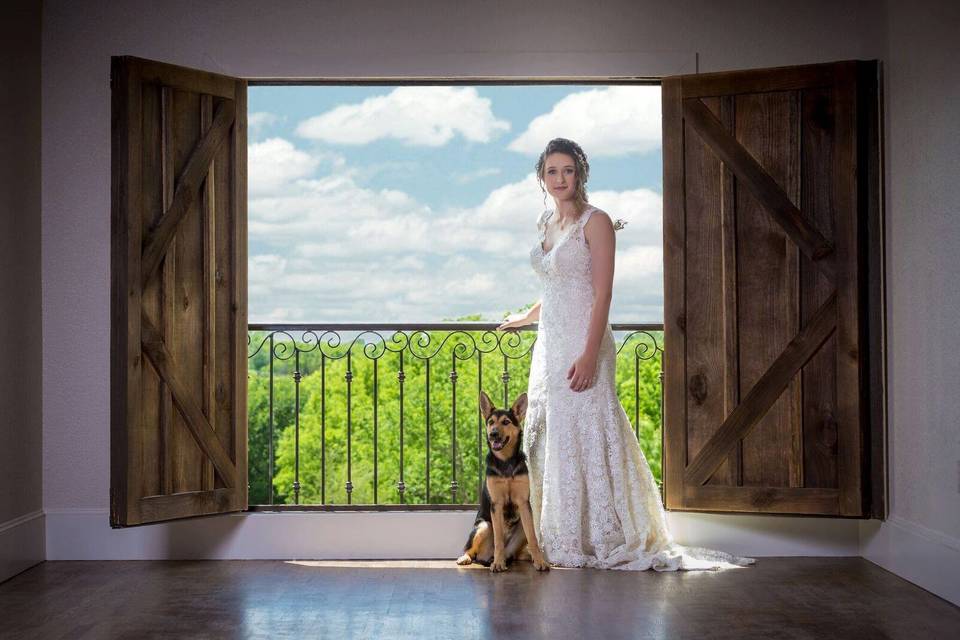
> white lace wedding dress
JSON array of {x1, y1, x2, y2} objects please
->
[{"x1": 523, "y1": 204, "x2": 755, "y2": 571}]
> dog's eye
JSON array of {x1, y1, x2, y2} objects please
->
[
  {"x1": 502, "y1": 419, "x2": 512, "y2": 426},
  {"x1": 487, "y1": 418, "x2": 494, "y2": 425}
]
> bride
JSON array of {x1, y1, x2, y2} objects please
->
[{"x1": 497, "y1": 137, "x2": 755, "y2": 571}]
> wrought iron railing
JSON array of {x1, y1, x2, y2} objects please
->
[{"x1": 247, "y1": 323, "x2": 663, "y2": 510}]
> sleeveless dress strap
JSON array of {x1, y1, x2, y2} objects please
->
[
  {"x1": 537, "y1": 208, "x2": 553, "y2": 241},
  {"x1": 578, "y1": 205, "x2": 598, "y2": 229},
  {"x1": 576, "y1": 205, "x2": 599, "y2": 245}
]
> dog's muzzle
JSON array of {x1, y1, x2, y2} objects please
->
[{"x1": 489, "y1": 432, "x2": 508, "y2": 451}]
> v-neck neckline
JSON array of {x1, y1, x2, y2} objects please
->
[{"x1": 540, "y1": 206, "x2": 593, "y2": 255}]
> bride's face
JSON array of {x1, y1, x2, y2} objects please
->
[{"x1": 542, "y1": 152, "x2": 578, "y2": 202}]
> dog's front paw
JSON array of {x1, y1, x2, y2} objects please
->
[
  {"x1": 456, "y1": 553, "x2": 473, "y2": 566},
  {"x1": 533, "y1": 556, "x2": 550, "y2": 571},
  {"x1": 490, "y1": 557, "x2": 508, "y2": 572}
]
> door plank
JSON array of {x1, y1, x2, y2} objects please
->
[
  {"x1": 683, "y1": 98, "x2": 835, "y2": 281},
  {"x1": 832, "y1": 62, "x2": 864, "y2": 516},
  {"x1": 140, "y1": 488, "x2": 238, "y2": 522},
  {"x1": 683, "y1": 96, "x2": 735, "y2": 486},
  {"x1": 140, "y1": 313, "x2": 237, "y2": 487},
  {"x1": 684, "y1": 293, "x2": 837, "y2": 487},
  {"x1": 682, "y1": 485, "x2": 839, "y2": 514},
  {"x1": 661, "y1": 77, "x2": 687, "y2": 509},
  {"x1": 734, "y1": 91, "x2": 802, "y2": 489},
  {"x1": 140, "y1": 99, "x2": 235, "y2": 288}
]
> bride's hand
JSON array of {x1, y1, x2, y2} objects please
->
[
  {"x1": 497, "y1": 312, "x2": 531, "y2": 331},
  {"x1": 567, "y1": 351, "x2": 598, "y2": 392}
]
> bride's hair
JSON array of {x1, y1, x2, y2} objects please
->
[{"x1": 535, "y1": 137, "x2": 590, "y2": 213}]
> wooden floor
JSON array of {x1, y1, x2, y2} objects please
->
[{"x1": 2, "y1": 558, "x2": 958, "y2": 639}]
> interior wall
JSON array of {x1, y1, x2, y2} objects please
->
[
  {"x1": 40, "y1": 0, "x2": 931, "y2": 572},
  {"x1": 858, "y1": 0, "x2": 960, "y2": 606},
  {"x1": 0, "y1": 0, "x2": 45, "y2": 583}
]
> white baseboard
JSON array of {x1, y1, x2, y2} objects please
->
[
  {"x1": 0, "y1": 510, "x2": 45, "y2": 583},
  {"x1": 860, "y1": 516, "x2": 960, "y2": 607},
  {"x1": 667, "y1": 511, "x2": 860, "y2": 557},
  {"x1": 45, "y1": 507, "x2": 860, "y2": 561}
]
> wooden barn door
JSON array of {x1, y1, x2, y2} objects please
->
[
  {"x1": 662, "y1": 61, "x2": 884, "y2": 517},
  {"x1": 111, "y1": 56, "x2": 248, "y2": 527}
]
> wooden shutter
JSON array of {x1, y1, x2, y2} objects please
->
[
  {"x1": 662, "y1": 61, "x2": 884, "y2": 517},
  {"x1": 110, "y1": 56, "x2": 248, "y2": 526}
]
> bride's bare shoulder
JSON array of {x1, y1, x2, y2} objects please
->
[{"x1": 584, "y1": 207, "x2": 613, "y2": 229}]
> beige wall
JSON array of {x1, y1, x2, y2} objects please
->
[
  {"x1": 857, "y1": 0, "x2": 960, "y2": 605},
  {"x1": 0, "y1": 0, "x2": 44, "y2": 582}
]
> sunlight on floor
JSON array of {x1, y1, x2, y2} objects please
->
[{"x1": 285, "y1": 559, "x2": 576, "y2": 570}]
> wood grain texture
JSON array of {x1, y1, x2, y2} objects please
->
[
  {"x1": 231, "y1": 79, "x2": 249, "y2": 510},
  {"x1": 683, "y1": 96, "x2": 734, "y2": 486},
  {"x1": 682, "y1": 485, "x2": 839, "y2": 514},
  {"x1": 679, "y1": 62, "x2": 835, "y2": 98},
  {"x1": 140, "y1": 314, "x2": 237, "y2": 487},
  {"x1": 832, "y1": 61, "x2": 864, "y2": 516},
  {"x1": 661, "y1": 77, "x2": 686, "y2": 510},
  {"x1": 684, "y1": 98, "x2": 835, "y2": 281},
  {"x1": 719, "y1": 95, "x2": 743, "y2": 486},
  {"x1": 684, "y1": 294, "x2": 836, "y2": 487},
  {"x1": 800, "y1": 86, "x2": 839, "y2": 489},
  {"x1": 860, "y1": 61, "x2": 886, "y2": 519},
  {"x1": 734, "y1": 90, "x2": 801, "y2": 490},
  {"x1": 160, "y1": 84, "x2": 176, "y2": 496},
  {"x1": 140, "y1": 98, "x2": 235, "y2": 289},
  {"x1": 201, "y1": 93, "x2": 216, "y2": 492},
  {"x1": 5, "y1": 559, "x2": 960, "y2": 638},
  {"x1": 110, "y1": 56, "x2": 143, "y2": 527}
]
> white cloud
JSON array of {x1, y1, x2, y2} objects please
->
[
  {"x1": 249, "y1": 111, "x2": 282, "y2": 140},
  {"x1": 295, "y1": 86, "x2": 511, "y2": 147},
  {"x1": 248, "y1": 162, "x2": 664, "y2": 323},
  {"x1": 452, "y1": 167, "x2": 502, "y2": 184},
  {"x1": 508, "y1": 86, "x2": 661, "y2": 157},
  {"x1": 248, "y1": 138, "x2": 322, "y2": 196}
]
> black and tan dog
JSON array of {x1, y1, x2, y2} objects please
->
[{"x1": 456, "y1": 391, "x2": 549, "y2": 572}]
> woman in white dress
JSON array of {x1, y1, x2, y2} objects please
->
[{"x1": 498, "y1": 138, "x2": 755, "y2": 571}]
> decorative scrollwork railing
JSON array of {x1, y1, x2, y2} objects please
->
[{"x1": 247, "y1": 322, "x2": 663, "y2": 509}]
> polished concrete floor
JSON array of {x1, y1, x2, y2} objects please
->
[{"x1": 2, "y1": 558, "x2": 959, "y2": 639}]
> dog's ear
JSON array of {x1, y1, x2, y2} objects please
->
[
  {"x1": 479, "y1": 391, "x2": 495, "y2": 420},
  {"x1": 510, "y1": 392, "x2": 528, "y2": 425}
]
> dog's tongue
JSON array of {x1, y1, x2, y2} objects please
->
[{"x1": 491, "y1": 440, "x2": 504, "y2": 450}]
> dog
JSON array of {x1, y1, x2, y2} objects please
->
[{"x1": 456, "y1": 391, "x2": 549, "y2": 572}]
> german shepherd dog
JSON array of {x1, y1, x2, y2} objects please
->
[{"x1": 456, "y1": 391, "x2": 549, "y2": 572}]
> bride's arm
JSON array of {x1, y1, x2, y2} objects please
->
[
  {"x1": 567, "y1": 212, "x2": 615, "y2": 391},
  {"x1": 497, "y1": 300, "x2": 540, "y2": 330},
  {"x1": 526, "y1": 301, "x2": 541, "y2": 322}
]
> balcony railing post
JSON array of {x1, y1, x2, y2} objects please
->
[
  {"x1": 293, "y1": 349, "x2": 301, "y2": 505},
  {"x1": 268, "y1": 334, "x2": 274, "y2": 505},
  {"x1": 425, "y1": 357, "x2": 430, "y2": 504},
  {"x1": 477, "y1": 351, "x2": 483, "y2": 502},
  {"x1": 450, "y1": 356, "x2": 458, "y2": 503},
  {"x1": 321, "y1": 352, "x2": 326, "y2": 505},
  {"x1": 635, "y1": 354, "x2": 640, "y2": 440},
  {"x1": 345, "y1": 351, "x2": 353, "y2": 504},
  {"x1": 501, "y1": 354, "x2": 509, "y2": 407},
  {"x1": 397, "y1": 351, "x2": 406, "y2": 503}
]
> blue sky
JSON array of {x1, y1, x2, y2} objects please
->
[{"x1": 248, "y1": 84, "x2": 663, "y2": 323}]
